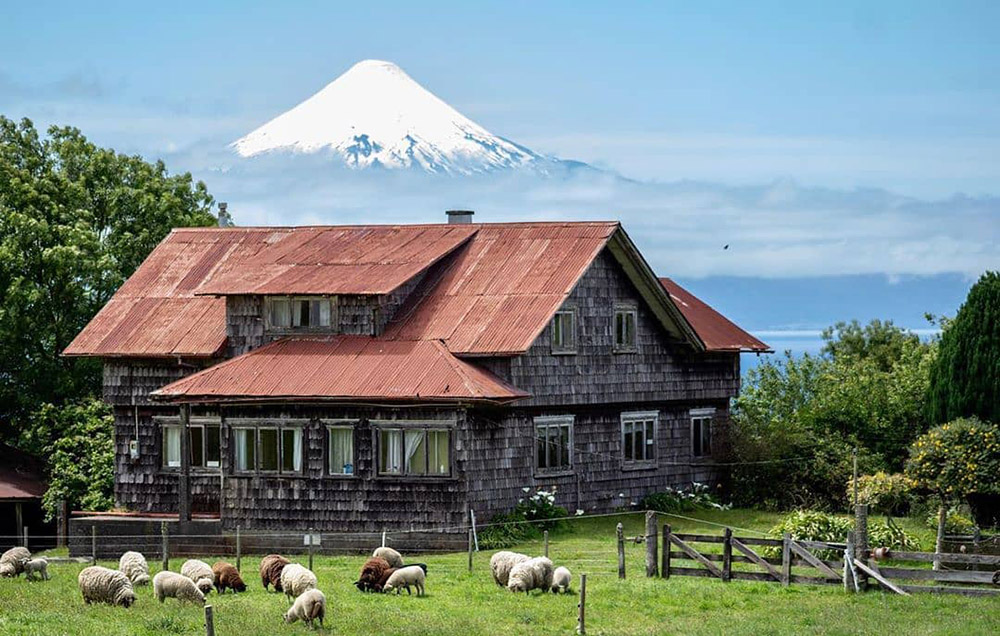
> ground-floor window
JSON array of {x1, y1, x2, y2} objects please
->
[
  {"x1": 622, "y1": 411, "x2": 657, "y2": 466},
  {"x1": 535, "y1": 415, "x2": 573, "y2": 473},
  {"x1": 231, "y1": 422, "x2": 304, "y2": 474},
  {"x1": 690, "y1": 408, "x2": 715, "y2": 458},
  {"x1": 376, "y1": 424, "x2": 451, "y2": 477},
  {"x1": 159, "y1": 419, "x2": 221, "y2": 469},
  {"x1": 326, "y1": 422, "x2": 356, "y2": 475}
]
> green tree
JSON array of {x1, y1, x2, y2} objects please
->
[
  {"x1": 37, "y1": 398, "x2": 115, "y2": 520},
  {"x1": 822, "y1": 318, "x2": 920, "y2": 372},
  {"x1": 926, "y1": 271, "x2": 1000, "y2": 424},
  {"x1": 0, "y1": 117, "x2": 216, "y2": 452}
]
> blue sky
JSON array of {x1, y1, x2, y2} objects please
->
[{"x1": 2, "y1": 1, "x2": 997, "y2": 359}]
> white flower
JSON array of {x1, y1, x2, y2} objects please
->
[
  {"x1": 618, "y1": 493, "x2": 624, "y2": 498},
  {"x1": 522, "y1": 487, "x2": 531, "y2": 493},
  {"x1": 575, "y1": 509, "x2": 585, "y2": 516},
  {"x1": 518, "y1": 498, "x2": 524, "y2": 503}
]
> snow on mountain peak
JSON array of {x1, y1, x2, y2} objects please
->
[{"x1": 231, "y1": 59, "x2": 543, "y2": 174}]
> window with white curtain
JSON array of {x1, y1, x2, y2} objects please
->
[
  {"x1": 621, "y1": 411, "x2": 657, "y2": 466},
  {"x1": 266, "y1": 296, "x2": 336, "y2": 331},
  {"x1": 377, "y1": 424, "x2": 451, "y2": 477},
  {"x1": 160, "y1": 419, "x2": 221, "y2": 469},
  {"x1": 231, "y1": 423, "x2": 304, "y2": 474},
  {"x1": 234, "y1": 427, "x2": 255, "y2": 472},
  {"x1": 162, "y1": 426, "x2": 181, "y2": 468},
  {"x1": 327, "y1": 425, "x2": 355, "y2": 475}
]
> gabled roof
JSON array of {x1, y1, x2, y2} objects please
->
[
  {"x1": 151, "y1": 336, "x2": 527, "y2": 404},
  {"x1": 659, "y1": 278, "x2": 771, "y2": 353}
]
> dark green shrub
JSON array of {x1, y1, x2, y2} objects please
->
[{"x1": 478, "y1": 512, "x2": 539, "y2": 550}]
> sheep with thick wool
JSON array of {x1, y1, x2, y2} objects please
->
[
  {"x1": 212, "y1": 561, "x2": 246, "y2": 593},
  {"x1": 118, "y1": 551, "x2": 150, "y2": 586},
  {"x1": 507, "y1": 556, "x2": 554, "y2": 594},
  {"x1": 78, "y1": 566, "x2": 136, "y2": 607},
  {"x1": 180, "y1": 559, "x2": 215, "y2": 595},
  {"x1": 551, "y1": 566, "x2": 572, "y2": 593},
  {"x1": 21, "y1": 557, "x2": 49, "y2": 581},
  {"x1": 355, "y1": 557, "x2": 391, "y2": 592},
  {"x1": 284, "y1": 589, "x2": 326, "y2": 628},
  {"x1": 280, "y1": 563, "x2": 318, "y2": 600},
  {"x1": 489, "y1": 551, "x2": 530, "y2": 587},
  {"x1": 372, "y1": 546, "x2": 403, "y2": 569},
  {"x1": 382, "y1": 565, "x2": 426, "y2": 596},
  {"x1": 0, "y1": 547, "x2": 30, "y2": 578},
  {"x1": 153, "y1": 571, "x2": 206, "y2": 605},
  {"x1": 260, "y1": 554, "x2": 290, "y2": 591}
]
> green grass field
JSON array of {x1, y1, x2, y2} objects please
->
[{"x1": 0, "y1": 509, "x2": 995, "y2": 636}]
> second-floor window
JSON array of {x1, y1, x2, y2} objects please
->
[
  {"x1": 614, "y1": 305, "x2": 637, "y2": 352},
  {"x1": 266, "y1": 296, "x2": 334, "y2": 330},
  {"x1": 551, "y1": 309, "x2": 577, "y2": 354}
]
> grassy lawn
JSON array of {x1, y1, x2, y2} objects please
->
[{"x1": 0, "y1": 509, "x2": 994, "y2": 636}]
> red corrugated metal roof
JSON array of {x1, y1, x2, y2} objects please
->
[
  {"x1": 151, "y1": 336, "x2": 528, "y2": 403},
  {"x1": 659, "y1": 278, "x2": 771, "y2": 353},
  {"x1": 0, "y1": 446, "x2": 47, "y2": 501},
  {"x1": 385, "y1": 222, "x2": 619, "y2": 354}
]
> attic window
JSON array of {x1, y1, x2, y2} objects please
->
[
  {"x1": 614, "y1": 305, "x2": 637, "y2": 352},
  {"x1": 551, "y1": 309, "x2": 577, "y2": 354},
  {"x1": 266, "y1": 296, "x2": 335, "y2": 331}
]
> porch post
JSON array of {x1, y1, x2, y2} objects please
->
[{"x1": 179, "y1": 404, "x2": 192, "y2": 523}]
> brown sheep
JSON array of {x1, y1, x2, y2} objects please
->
[
  {"x1": 372, "y1": 567, "x2": 396, "y2": 593},
  {"x1": 212, "y1": 561, "x2": 246, "y2": 593},
  {"x1": 259, "y1": 554, "x2": 290, "y2": 592},
  {"x1": 354, "y1": 557, "x2": 390, "y2": 592}
]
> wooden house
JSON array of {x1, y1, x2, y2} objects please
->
[{"x1": 64, "y1": 211, "x2": 769, "y2": 531}]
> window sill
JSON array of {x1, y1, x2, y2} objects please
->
[
  {"x1": 550, "y1": 349, "x2": 578, "y2": 356},
  {"x1": 622, "y1": 462, "x2": 658, "y2": 472},
  {"x1": 374, "y1": 474, "x2": 458, "y2": 483},
  {"x1": 160, "y1": 467, "x2": 221, "y2": 475},
  {"x1": 613, "y1": 347, "x2": 638, "y2": 355},
  {"x1": 534, "y1": 469, "x2": 575, "y2": 479},
  {"x1": 323, "y1": 473, "x2": 358, "y2": 480},
  {"x1": 229, "y1": 472, "x2": 308, "y2": 479}
]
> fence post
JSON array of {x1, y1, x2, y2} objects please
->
[
  {"x1": 662, "y1": 524, "x2": 670, "y2": 579},
  {"x1": 722, "y1": 527, "x2": 733, "y2": 583},
  {"x1": 308, "y1": 527, "x2": 315, "y2": 572},
  {"x1": 467, "y1": 529, "x2": 473, "y2": 572},
  {"x1": 161, "y1": 521, "x2": 169, "y2": 572},
  {"x1": 470, "y1": 509, "x2": 479, "y2": 552},
  {"x1": 576, "y1": 573, "x2": 587, "y2": 635},
  {"x1": 844, "y1": 531, "x2": 856, "y2": 593},
  {"x1": 382, "y1": 529, "x2": 387, "y2": 548},
  {"x1": 854, "y1": 504, "x2": 869, "y2": 588},
  {"x1": 23, "y1": 526, "x2": 29, "y2": 550},
  {"x1": 543, "y1": 530, "x2": 549, "y2": 558},
  {"x1": 616, "y1": 522, "x2": 625, "y2": 579},
  {"x1": 645, "y1": 511, "x2": 658, "y2": 578},
  {"x1": 236, "y1": 525, "x2": 241, "y2": 573},
  {"x1": 780, "y1": 533, "x2": 791, "y2": 587},
  {"x1": 204, "y1": 604, "x2": 215, "y2": 636},
  {"x1": 91, "y1": 525, "x2": 97, "y2": 563}
]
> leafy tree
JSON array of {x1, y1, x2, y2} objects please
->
[
  {"x1": 0, "y1": 117, "x2": 216, "y2": 452},
  {"x1": 926, "y1": 271, "x2": 1000, "y2": 424},
  {"x1": 822, "y1": 319, "x2": 920, "y2": 372},
  {"x1": 37, "y1": 398, "x2": 115, "y2": 520}
]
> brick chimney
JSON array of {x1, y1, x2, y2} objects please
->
[{"x1": 446, "y1": 209, "x2": 474, "y2": 224}]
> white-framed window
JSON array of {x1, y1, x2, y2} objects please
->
[
  {"x1": 551, "y1": 308, "x2": 577, "y2": 354},
  {"x1": 375, "y1": 423, "x2": 451, "y2": 477},
  {"x1": 691, "y1": 408, "x2": 715, "y2": 458},
  {"x1": 231, "y1": 422, "x2": 304, "y2": 474},
  {"x1": 159, "y1": 418, "x2": 221, "y2": 469},
  {"x1": 535, "y1": 415, "x2": 573, "y2": 472},
  {"x1": 326, "y1": 422, "x2": 356, "y2": 476},
  {"x1": 614, "y1": 305, "x2": 637, "y2": 352},
  {"x1": 621, "y1": 411, "x2": 657, "y2": 465},
  {"x1": 265, "y1": 296, "x2": 335, "y2": 331}
]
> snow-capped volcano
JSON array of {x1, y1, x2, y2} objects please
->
[{"x1": 232, "y1": 60, "x2": 545, "y2": 174}]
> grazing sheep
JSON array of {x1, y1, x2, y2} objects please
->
[
  {"x1": 280, "y1": 563, "x2": 318, "y2": 600},
  {"x1": 372, "y1": 546, "x2": 404, "y2": 569},
  {"x1": 118, "y1": 551, "x2": 150, "y2": 586},
  {"x1": 180, "y1": 559, "x2": 215, "y2": 595},
  {"x1": 372, "y1": 567, "x2": 396, "y2": 593},
  {"x1": 355, "y1": 557, "x2": 391, "y2": 592},
  {"x1": 382, "y1": 565, "x2": 426, "y2": 596},
  {"x1": 78, "y1": 566, "x2": 136, "y2": 607},
  {"x1": 551, "y1": 566, "x2": 572, "y2": 593},
  {"x1": 507, "y1": 556, "x2": 554, "y2": 594},
  {"x1": 284, "y1": 589, "x2": 326, "y2": 628},
  {"x1": 260, "y1": 554, "x2": 290, "y2": 592},
  {"x1": 21, "y1": 557, "x2": 49, "y2": 581},
  {"x1": 490, "y1": 551, "x2": 530, "y2": 587},
  {"x1": 153, "y1": 571, "x2": 206, "y2": 605},
  {"x1": 0, "y1": 547, "x2": 31, "y2": 578},
  {"x1": 212, "y1": 561, "x2": 246, "y2": 593}
]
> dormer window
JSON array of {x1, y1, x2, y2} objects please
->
[{"x1": 266, "y1": 296, "x2": 335, "y2": 331}]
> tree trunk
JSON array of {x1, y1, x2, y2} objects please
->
[{"x1": 933, "y1": 502, "x2": 946, "y2": 571}]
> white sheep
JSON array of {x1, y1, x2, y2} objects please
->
[
  {"x1": 489, "y1": 551, "x2": 529, "y2": 587},
  {"x1": 0, "y1": 547, "x2": 31, "y2": 578},
  {"x1": 21, "y1": 557, "x2": 49, "y2": 581},
  {"x1": 78, "y1": 566, "x2": 136, "y2": 607},
  {"x1": 551, "y1": 566, "x2": 572, "y2": 593},
  {"x1": 180, "y1": 559, "x2": 215, "y2": 595},
  {"x1": 507, "y1": 556, "x2": 554, "y2": 594},
  {"x1": 284, "y1": 588, "x2": 326, "y2": 628},
  {"x1": 153, "y1": 570, "x2": 206, "y2": 605},
  {"x1": 118, "y1": 551, "x2": 150, "y2": 586},
  {"x1": 372, "y1": 546, "x2": 404, "y2": 569},
  {"x1": 382, "y1": 565, "x2": 425, "y2": 596},
  {"x1": 280, "y1": 563, "x2": 318, "y2": 600}
]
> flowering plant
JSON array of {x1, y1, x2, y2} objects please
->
[
  {"x1": 639, "y1": 482, "x2": 730, "y2": 513},
  {"x1": 515, "y1": 487, "x2": 568, "y2": 530}
]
